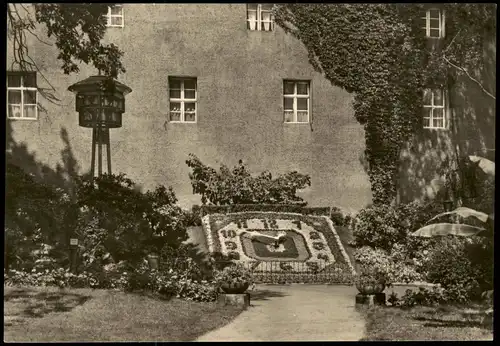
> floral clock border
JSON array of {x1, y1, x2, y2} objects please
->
[{"x1": 202, "y1": 211, "x2": 355, "y2": 274}]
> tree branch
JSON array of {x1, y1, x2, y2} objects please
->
[{"x1": 443, "y1": 56, "x2": 496, "y2": 100}]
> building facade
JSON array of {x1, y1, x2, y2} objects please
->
[
  {"x1": 6, "y1": 4, "x2": 372, "y2": 210},
  {"x1": 6, "y1": 4, "x2": 495, "y2": 210}
]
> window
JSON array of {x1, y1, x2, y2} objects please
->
[
  {"x1": 106, "y1": 5, "x2": 124, "y2": 27},
  {"x1": 169, "y1": 77, "x2": 197, "y2": 123},
  {"x1": 7, "y1": 72, "x2": 38, "y2": 120},
  {"x1": 283, "y1": 80, "x2": 310, "y2": 123},
  {"x1": 421, "y1": 8, "x2": 445, "y2": 38},
  {"x1": 247, "y1": 4, "x2": 274, "y2": 31},
  {"x1": 423, "y1": 89, "x2": 447, "y2": 129}
]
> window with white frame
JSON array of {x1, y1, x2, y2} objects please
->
[
  {"x1": 283, "y1": 80, "x2": 310, "y2": 123},
  {"x1": 169, "y1": 77, "x2": 197, "y2": 123},
  {"x1": 247, "y1": 4, "x2": 274, "y2": 31},
  {"x1": 423, "y1": 89, "x2": 447, "y2": 129},
  {"x1": 421, "y1": 8, "x2": 445, "y2": 38},
  {"x1": 106, "y1": 5, "x2": 124, "y2": 27},
  {"x1": 7, "y1": 72, "x2": 38, "y2": 120}
]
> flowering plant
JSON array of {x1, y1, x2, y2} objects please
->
[
  {"x1": 355, "y1": 265, "x2": 389, "y2": 287},
  {"x1": 213, "y1": 263, "x2": 253, "y2": 285}
]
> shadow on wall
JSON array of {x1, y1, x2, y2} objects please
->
[
  {"x1": 398, "y1": 41, "x2": 496, "y2": 204},
  {"x1": 6, "y1": 119, "x2": 82, "y2": 197}
]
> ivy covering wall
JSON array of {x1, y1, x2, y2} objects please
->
[{"x1": 273, "y1": 4, "x2": 496, "y2": 205}]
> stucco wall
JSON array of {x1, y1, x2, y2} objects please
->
[{"x1": 6, "y1": 4, "x2": 372, "y2": 211}]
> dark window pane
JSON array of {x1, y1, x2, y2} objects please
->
[
  {"x1": 185, "y1": 112, "x2": 196, "y2": 122},
  {"x1": 429, "y1": 29, "x2": 441, "y2": 38},
  {"x1": 423, "y1": 89, "x2": 432, "y2": 105},
  {"x1": 429, "y1": 19, "x2": 440, "y2": 29},
  {"x1": 23, "y1": 73, "x2": 37, "y2": 87},
  {"x1": 297, "y1": 98, "x2": 308, "y2": 111},
  {"x1": 422, "y1": 108, "x2": 431, "y2": 120},
  {"x1": 24, "y1": 90, "x2": 37, "y2": 104},
  {"x1": 297, "y1": 82, "x2": 309, "y2": 95},
  {"x1": 433, "y1": 108, "x2": 444, "y2": 119},
  {"x1": 170, "y1": 102, "x2": 181, "y2": 112},
  {"x1": 170, "y1": 112, "x2": 181, "y2": 122},
  {"x1": 423, "y1": 117, "x2": 431, "y2": 128},
  {"x1": 185, "y1": 102, "x2": 196, "y2": 112},
  {"x1": 433, "y1": 89, "x2": 444, "y2": 106},
  {"x1": 24, "y1": 105, "x2": 37, "y2": 118},
  {"x1": 7, "y1": 75, "x2": 21, "y2": 87},
  {"x1": 429, "y1": 9, "x2": 441, "y2": 19},
  {"x1": 110, "y1": 16, "x2": 122, "y2": 26},
  {"x1": 297, "y1": 111, "x2": 308, "y2": 123},
  {"x1": 184, "y1": 79, "x2": 196, "y2": 90},
  {"x1": 284, "y1": 81, "x2": 295, "y2": 95},
  {"x1": 110, "y1": 6, "x2": 122, "y2": 15},
  {"x1": 184, "y1": 90, "x2": 196, "y2": 99},
  {"x1": 169, "y1": 79, "x2": 181, "y2": 89},
  {"x1": 284, "y1": 111, "x2": 294, "y2": 123},
  {"x1": 433, "y1": 118, "x2": 444, "y2": 128},
  {"x1": 169, "y1": 89, "x2": 181, "y2": 99},
  {"x1": 284, "y1": 98, "x2": 293, "y2": 110},
  {"x1": 8, "y1": 90, "x2": 21, "y2": 104},
  {"x1": 9, "y1": 105, "x2": 22, "y2": 118}
]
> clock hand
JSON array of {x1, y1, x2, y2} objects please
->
[{"x1": 241, "y1": 230, "x2": 287, "y2": 246}]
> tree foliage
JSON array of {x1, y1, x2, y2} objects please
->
[
  {"x1": 273, "y1": 4, "x2": 496, "y2": 205},
  {"x1": 185, "y1": 154, "x2": 311, "y2": 205},
  {"x1": 7, "y1": 3, "x2": 125, "y2": 78}
]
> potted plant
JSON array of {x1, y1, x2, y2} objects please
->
[
  {"x1": 214, "y1": 263, "x2": 253, "y2": 294},
  {"x1": 355, "y1": 266, "x2": 388, "y2": 295}
]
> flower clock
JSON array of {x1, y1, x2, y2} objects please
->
[{"x1": 202, "y1": 211, "x2": 355, "y2": 274}]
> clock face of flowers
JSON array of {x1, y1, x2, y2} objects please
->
[{"x1": 203, "y1": 212, "x2": 353, "y2": 273}]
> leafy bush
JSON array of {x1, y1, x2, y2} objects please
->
[
  {"x1": 353, "y1": 246, "x2": 422, "y2": 285},
  {"x1": 75, "y1": 173, "x2": 188, "y2": 269},
  {"x1": 397, "y1": 286, "x2": 446, "y2": 307},
  {"x1": 424, "y1": 236, "x2": 490, "y2": 303},
  {"x1": 5, "y1": 163, "x2": 71, "y2": 271},
  {"x1": 330, "y1": 206, "x2": 354, "y2": 227},
  {"x1": 351, "y1": 200, "x2": 444, "y2": 251},
  {"x1": 186, "y1": 154, "x2": 311, "y2": 205},
  {"x1": 213, "y1": 263, "x2": 254, "y2": 285}
]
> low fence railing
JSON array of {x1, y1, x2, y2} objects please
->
[{"x1": 215, "y1": 260, "x2": 354, "y2": 285}]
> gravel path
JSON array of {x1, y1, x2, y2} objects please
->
[{"x1": 196, "y1": 284, "x2": 365, "y2": 342}]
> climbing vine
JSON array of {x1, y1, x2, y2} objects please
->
[{"x1": 273, "y1": 4, "x2": 496, "y2": 205}]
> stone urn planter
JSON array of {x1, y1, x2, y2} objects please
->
[
  {"x1": 354, "y1": 267, "x2": 388, "y2": 307},
  {"x1": 220, "y1": 281, "x2": 250, "y2": 294},
  {"x1": 355, "y1": 282, "x2": 386, "y2": 295}
]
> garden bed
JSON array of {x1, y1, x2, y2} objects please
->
[{"x1": 202, "y1": 211, "x2": 355, "y2": 275}]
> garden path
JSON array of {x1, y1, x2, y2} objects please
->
[{"x1": 196, "y1": 284, "x2": 365, "y2": 342}]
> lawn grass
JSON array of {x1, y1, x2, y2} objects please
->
[
  {"x1": 4, "y1": 286, "x2": 243, "y2": 342},
  {"x1": 360, "y1": 303, "x2": 493, "y2": 341}
]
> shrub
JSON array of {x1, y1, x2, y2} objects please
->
[
  {"x1": 353, "y1": 246, "x2": 422, "y2": 285},
  {"x1": 213, "y1": 263, "x2": 253, "y2": 285},
  {"x1": 75, "y1": 174, "x2": 188, "y2": 269},
  {"x1": 351, "y1": 200, "x2": 445, "y2": 252},
  {"x1": 397, "y1": 286, "x2": 446, "y2": 307},
  {"x1": 424, "y1": 236, "x2": 485, "y2": 303},
  {"x1": 330, "y1": 206, "x2": 354, "y2": 227},
  {"x1": 186, "y1": 154, "x2": 311, "y2": 205},
  {"x1": 5, "y1": 163, "x2": 71, "y2": 271}
]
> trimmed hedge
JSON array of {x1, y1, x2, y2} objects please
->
[{"x1": 199, "y1": 204, "x2": 331, "y2": 217}]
